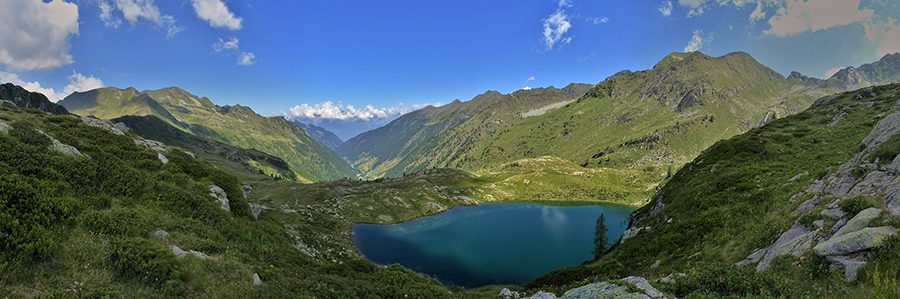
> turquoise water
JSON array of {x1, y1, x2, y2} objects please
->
[{"x1": 352, "y1": 202, "x2": 634, "y2": 287}]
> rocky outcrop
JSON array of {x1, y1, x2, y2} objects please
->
[
  {"x1": 0, "y1": 119, "x2": 10, "y2": 134},
  {"x1": 813, "y1": 226, "x2": 898, "y2": 256},
  {"x1": 756, "y1": 222, "x2": 816, "y2": 271},
  {"x1": 80, "y1": 116, "x2": 129, "y2": 135},
  {"x1": 209, "y1": 185, "x2": 231, "y2": 212},
  {"x1": 514, "y1": 278, "x2": 665, "y2": 299},
  {"x1": 134, "y1": 139, "x2": 167, "y2": 153},
  {"x1": 622, "y1": 226, "x2": 651, "y2": 242},
  {"x1": 242, "y1": 185, "x2": 253, "y2": 199},
  {"x1": 249, "y1": 203, "x2": 263, "y2": 219},
  {"x1": 833, "y1": 208, "x2": 881, "y2": 237},
  {"x1": 38, "y1": 129, "x2": 83, "y2": 156},
  {"x1": 622, "y1": 276, "x2": 665, "y2": 299}
]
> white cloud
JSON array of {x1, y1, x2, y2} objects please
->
[
  {"x1": 189, "y1": 0, "x2": 243, "y2": 30},
  {"x1": 749, "y1": 1, "x2": 766, "y2": 24},
  {"x1": 687, "y1": 6, "x2": 705, "y2": 18},
  {"x1": 658, "y1": 1, "x2": 673, "y2": 17},
  {"x1": 237, "y1": 52, "x2": 256, "y2": 66},
  {"x1": 0, "y1": 0, "x2": 79, "y2": 71},
  {"x1": 99, "y1": 0, "x2": 183, "y2": 39},
  {"x1": 684, "y1": 30, "x2": 712, "y2": 52},
  {"x1": 212, "y1": 37, "x2": 256, "y2": 66},
  {"x1": 823, "y1": 66, "x2": 844, "y2": 78},
  {"x1": 526, "y1": 76, "x2": 535, "y2": 82},
  {"x1": 63, "y1": 71, "x2": 105, "y2": 96},
  {"x1": 542, "y1": 9, "x2": 573, "y2": 51},
  {"x1": 287, "y1": 101, "x2": 414, "y2": 121},
  {"x1": 678, "y1": 0, "x2": 708, "y2": 8},
  {"x1": 875, "y1": 19, "x2": 900, "y2": 58},
  {"x1": 587, "y1": 17, "x2": 609, "y2": 24},
  {"x1": 1, "y1": 71, "x2": 104, "y2": 102},
  {"x1": 212, "y1": 37, "x2": 241, "y2": 52},
  {"x1": 764, "y1": 0, "x2": 874, "y2": 37}
]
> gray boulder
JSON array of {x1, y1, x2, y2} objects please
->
[
  {"x1": 814, "y1": 226, "x2": 898, "y2": 256},
  {"x1": 500, "y1": 288, "x2": 521, "y2": 299},
  {"x1": 80, "y1": 116, "x2": 128, "y2": 135},
  {"x1": 833, "y1": 208, "x2": 882, "y2": 237},
  {"x1": 827, "y1": 256, "x2": 866, "y2": 282},
  {"x1": 757, "y1": 222, "x2": 815, "y2": 271},
  {"x1": 792, "y1": 196, "x2": 819, "y2": 214},
  {"x1": 525, "y1": 291, "x2": 557, "y2": 299},
  {"x1": 736, "y1": 247, "x2": 768, "y2": 266},
  {"x1": 885, "y1": 177, "x2": 900, "y2": 215},
  {"x1": 859, "y1": 110, "x2": 900, "y2": 151},
  {"x1": 253, "y1": 273, "x2": 262, "y2": 285},
  {"x1": 242, "y1": 185, "x2": 253, "y2": 199},
  {"x1": 209, "y1": 185, "x2": 231, "y2": 212},
  {"x1": 157, "y1": 152, "x2": 168, "y2": 164},
  {"x1": 622, "y1": 276, "x2": 665, "y2": 299},
  {"x1": 558, "y1": 282, "x2": 648, "y2": 299},
  {"x1": 820, "y1": 208, "x2": 846, "y2": 220},
  {"x1": 248, "y1": 203, "x2": 263, "y2": 219},
  {"x1": 0, "y1": 119, "x2": 10, "y2": 134}
]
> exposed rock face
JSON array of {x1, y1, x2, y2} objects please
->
[
  {"x1": 622, "y1": 226, "x2": 651, "y2": 242},
  {"x1": 39, "y1": 129, "x2": 82, "y2": 156},
  {"x1": 134, "y1": 139, "x2": 167, "y2": 153},
  {"x1": 859, "y1": 108, "x2": 900, "y2": 151},
  {"x1": 622, "y1": 276, "x2": 665, "y2": 299},
  {"x1": 248, "y1": 203, "x2": 263, "y2": 219},
  {"x1": 0, "y1": 83, "x2": 70, "y2": 114},
  {"x1": 756, "y1": 222, "x2": 815, "y2": 271},
  {"x1": 80, "y1": 116, "x2": 129, "y2": 135},
  {"x1": 242, "y1": 185, "x2": 253, "y2": 199},
  {"x1": 813, "y1": 226, "x2": 898, "y2": 256},
  {"x1": 209, "y1": 185, "x2": 231, "y2": 212},
  {"x1": 833, "y1": 208, "x2": 881, "y2": 237},
  {"x1": 157, "y1": 152, "x2": 168, "y2": 164}
]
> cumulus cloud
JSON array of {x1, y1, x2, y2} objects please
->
[
  {"x1": 98, "y1": 0, "x2": 183, "y2": 39},
  {"x1": 526, "y1": 76, "x2": 536, "y2": 83},
  {"x1": 212, "y1": 37, "x2": 256, "y2": 66},
  {"x1": 189, "y1": 0, "x2": 243, "y2": 30},
  {"x1": 1, "y1": 71, "x2": 105, "y2": 102},
  {"x1": 0, "y1": 0, "x2": 79, "y2": 71},
  {"x1": 764, "y1": 0, "x2": 874, "y2": 37},
  {"x1": 684, "y1": 30, "x2": 711, "y2": 52},
  {"x1": 658, "y1": 1, "x2": 673, "y2": 17},
  {"x1": 287, "y1": 101, "x2": 414, "y2": 121},
  {"x1": 542, "y1": 8, "x2": 573, "y2": 51}
]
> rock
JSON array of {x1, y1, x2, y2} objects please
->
[
  {"x1": 242, "y1": 185, "x2": 252, "y2": 199},
  {"x1": 886, "y1": 152, "x2": 900, "y2": 173},
  {"x1": 500, "y1": 288, "x2": 520, "y2": 299},
  {"x1": 248, "y1": 203, "x2": 263, "y2": 219},
  {"x1": 848, "y1": 171, "x2": 892, "y2": 198},
  {"x1": 757, "y1": 222, "x2": 815, "y2": 271},
  {"x1": 832, "y1": 218, "x2": 849, "y2": 233},
  {"x1": 806, "y1": 180, "x2": 825, "y2": 194},
  {"x1": 813, "y1": 220, "x2": 825, "y2": 230},
  {"x1": 622, "y1": 276, "x2": 665, "y2": 299},
  {"x1": 788, "y1": 171, "x2": 809, "y2": 182},
  {"x1": 650, "y1": 260, "x2": 661, "y2": 268},
  {"x1": 827, "y1": 256, "x2": 866, "y2": 282},
  {"x1": 0, "y1": 119, "x2": 10, "y2": 134},
  {"x1": 80, "y1": 116, "x2": 128, "y2": 135},
  {"x1": 829, "y1": 175, "x2": 858, "y2": 197},
  {"x1": 253, "y1": 273, "x2": 262, "y2": 285},
  {"x1": 152, "y1": 229, "x2": 170, "y2": 238},
  {"x1": 133, "y1": 139, "x2": 168, "y2": 153},
  {"x1": 189, "y1": 250, "x2": 208, "y2": 259},
  {"x1": 656, "y1": 273, "x2": 686, "y2": 284},
  {"x1": 820, "y1": 208, "x2": 846, "y2": 220},
  {"x1": 885, "y1": 178, "x2": 900, "y2": 215},
  {"x1": 736, "y1": 247, "x2": 768, "y2": 266},
  {"x1": 834, "y1": 208, "x2": 882, "y2": 237},
  {"x1": 859, "y1": 110, "x2": 900, "y2": 151},
  {"x1": 39, "y1": 129, "x2": 82, "y2": 156},
  {"x1": 621, "y1": 226, "x2": 651, "y2": 242},
  {"x1": 170, "y1": 245, "x2": 188, "y2": 257},
  {"x1": 209, "y1": 185, "x2": 231, "y2": 212},
  {"x1": 814, "y1": 226, "x2": 898, "y2": 256},
  {"x1": 792, "y1": 196, "x2": 820, "y2": 215},
  {"x1": 525, "y1": 291, "x2": 557, "y2": 299},
  {"x1": 557, "y1": 282, "x2": 631, "y2": 299},
  {"x1": 157, "y1": 152, "x2": 168, "y2": 164}
]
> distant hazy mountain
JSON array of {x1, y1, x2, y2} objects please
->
[
  {"x1": 788, "y1": 52, "x2": 900, "y2": 91},
  {"x1": 287, "y1": 113, "x2": 404, "y2": 141},
  {"x1": 293, "y1": 120, "x2": 343, "y2": 150},
  {"x1": 59, "y1": 86, "x2": 356, "y2": 182}
]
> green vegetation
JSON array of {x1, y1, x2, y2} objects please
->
[
  {"x1": 524, "y1": 83, "x2": 900, "y2": 298},
  {"x1": 59, "y1": 86, "x2": 355, "y2": 182},
  {"x1": 0, "y1": 102, "x2": 456, "y2": 298}
]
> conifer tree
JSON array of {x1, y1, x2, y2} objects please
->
[{"x1": 593, "y1": 213, "x2": 609, "y2": 259}]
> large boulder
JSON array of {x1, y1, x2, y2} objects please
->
[
  {"x1": 558, "y1": 282, "x2": 648, "y2": 299},
  {"x1": 833, "y1": 208, "x2": 882, "y2": 237},
  {"x1": 813, "y1": 226, "x2": 898, "y2": 256},
  {"x1": 622, "y1": 276, "x2": 665, "y2": 299},
  {"x1": 757, "y1": 222, "x2": 815, "y2": 271},
  {"x1": 209, "y1": 185, "x2": 231, "y2": 212},
  {"x1": 859, "y1": 110, "x2": 900, "y2": 151}
]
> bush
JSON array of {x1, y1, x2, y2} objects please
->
[
  {"x1": 839, "y1": 196, "x2": 877, "y2": 216},
  {"x1": 665, "y1": 262, "x2": 799, "y2": 298},
  {"x1": 110, "y1": 237, "x2": 184, "y2": 286}
]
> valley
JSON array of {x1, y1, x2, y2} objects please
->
[{"x1": 3, "y1": 49, "x2": 900, "y2": 298}]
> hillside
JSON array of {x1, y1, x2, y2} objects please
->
[
  {"x1": 386, "y1": 52, "x2": 833, "y2": 178},
  {"x1": 340, "y1": 84, "x2": 593, "y2": 178},
  {"x1": 526, "y1": 84, "x2": 900, "y2": 298},
  {"x1": 293, "y1": 120, "x2": 343, "y2": 150},
  {"x1": 0, "y1": 83, "x2": 70, "y2": 115},
  {"x1": 59, "y1": 86, "x2": 356, "y2": 182}
]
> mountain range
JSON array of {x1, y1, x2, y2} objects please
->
[{"x1": 58, "y1": 86, "x2": 355, "y2": 182}]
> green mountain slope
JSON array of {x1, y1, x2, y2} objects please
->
[
  {"x1": 385, "y1": 83, "x2": 593, "y2": 177},
  {"x1": 293, "y1": 120, "x2": 343, "y2": 150},
  {"x1": 527, "y1": 84, "x2": 900, "y2": 298},
  {"x1": 337, "y1": 90, "x2": 505, "y2": 178},
  {"x1": 59, "y1": 86, "x2": 356, "y2": 182},
  {"x1": 389, "y1": 52, "x2": 834, "y2": 178},
  {"x1": 0, "y1": 100, "x2": 453, "y2": 298}
]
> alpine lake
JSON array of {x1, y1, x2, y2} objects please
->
[{"x1": 352, "y1": 202, "x2": 635, "y2": 288}]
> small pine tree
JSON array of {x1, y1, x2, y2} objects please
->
[{"x1": 593, "y1": 213, "x2": 609, "y2": 259}]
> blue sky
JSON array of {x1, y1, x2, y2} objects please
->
[{"x1": 2, "y1": 0, "x2": 899, "y2": 124}]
